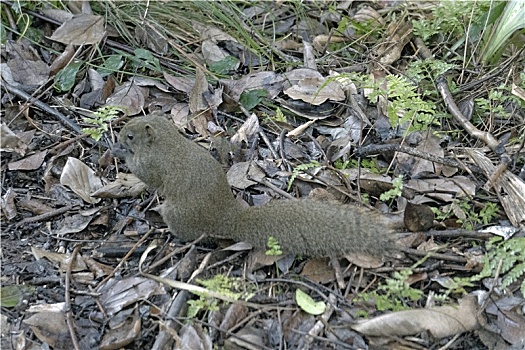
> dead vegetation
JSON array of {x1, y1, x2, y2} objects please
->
[{"x1": 1, "y1": 1, "x2": 524, "y2": 349}]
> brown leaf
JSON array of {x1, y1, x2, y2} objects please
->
[
  {"x1": 91, "y1": 173, "x2": 148, "y2": 198},
  {"x1": 189, "y1": 68, "x2": 209, "y2": 113},
  {"x1": 59, "y1": 157, "x2": 103, "y2": 204},
  {"x1": 49, "y1": 14, "x2": 105, "y2": 45},
  {"x1": 300, "y1": 258, "x2": 335, "y2": 284},
  {"x1": 284, "y1": 77, "x2": 345, "y2": 105},
  {"x1": 163, "y1": 72, "x2": 194, "y2": 93},
  {"x1": 8, "y1": 150, "x2": 47, "y2": 171},
  {"x1": 23, "y1": 312, "x2": 73, "y2": 350},
  {"x1": 105, "y1": 80, "x2": 148, "y2": 116},
  {"x1": 100, "y1": 309, "x2": 141, "y2": 350},
  {"x1": 31, "y1": 246, "x2": 88, "y2": 272},
  {"x1": 49, "y1": 44, "x2": 75, "y2": 76},
  {"x1": 1, "y1": 123, "x2": 28, "y2": 155},
  {"x1": 352, "y1": 295, "x2": 480, "y2": 339},
  {"x1": 1, "y1": 187, "x2": 17, "y2": 221},
  {"x1": 220, "y1": 71, "x2": 284, "y2": 101},
  {"x1": 226, "y1": 161, "x2": 265, "y2": 190}
]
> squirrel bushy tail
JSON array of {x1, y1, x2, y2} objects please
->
[{"x1": 231, "y1": 200, "x2": 394, "y2": 256}]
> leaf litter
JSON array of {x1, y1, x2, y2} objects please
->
[{"x1": 1, "y1": 1, "x2": 524, "y2": 349}]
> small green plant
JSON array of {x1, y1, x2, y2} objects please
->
[
  {"x1": 412, "y1": 1, "x2": 491, "y2": 43},
  {"x1": 455, "y1": 237, "x2": 525, "y2": 298},
  {"x1": 287, "y1": 161, "x2": 321, "y2": 191},
  {"x1": 266, "y1": 236, "x2": 283, "y2": 256},
  {"x1": 333, "y1": 159, "x2": 350, "y2": 170},
  {"x1": 186, "y1": 297, "x2": 219, "y2": 318},
  {"x1": 373, "y1": 75, "x2": 439, "y2": 132},
  {"x1": 187, "y1": 274, "x2": 256, "y2": 318},
  {"x1": 474, "y1": 84, "x2": 517, "y2": 123},
  {"x1": 380, "y1": 175, "x2": 403, "y2": 202},
  {"x1": 431, "y1": 200, "x2": 498, "y2": 230},
  {"x1": 356, "y1": 267, "x2": 424, "y2": 312},
  {"x1": 405, "y1": 59, "x2": 457, "y2": 86},
  {"x1": 334, "y1": 158, "x2": 381, "y2": 174},
  {"x1": 82, "y1": 106, "x2": 122, "y2": 141}
]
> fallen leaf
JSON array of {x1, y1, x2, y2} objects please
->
[
  {"x1": 8, "y1": 150, "x2": 48, "y2": 171},
  {"x1": 91, "y1": 173, "x2": 148, "y2": 198},
  {"x1": 31, "y1": 246, "x2": 87, "y2": 272},
  {"x1": 49, "y1": 13, "x2": 105, "y2": 45},
  {"x1": 105, "y1": 80, "x2": 148, "y2": 116},
  {"x1": 24, "y1": 312, "x2": 73, "y2": 350},
  {"x1": 0, "y1": 123, "x2": 28, "y2": 155},
  {"x1": 352, "y1": 295, "x2": 480, "y2": 339},
  {"x1": 296, "y1": 289, "x2": 326, "y2": 315},
  {"x1": 284, "y1": 77, "x2": 345, "y2": 105},
  {"x1": 60, "y1": 157, "x2": 103, "y2": 204}
]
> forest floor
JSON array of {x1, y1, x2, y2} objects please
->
[{"x1": 1, "y1": 1, "x2": 524, "y2": 349}]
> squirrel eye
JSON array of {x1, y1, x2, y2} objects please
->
[{"x1": 127, "y1": 133, "x2": 134, "y2": 140}]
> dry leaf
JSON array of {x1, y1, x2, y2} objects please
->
[
  {"x1": 1, "y1": 123, "x2": 27, "y2": 155},
  {"x1": 8, "y1": 150, "x2": 47, "y2": 171},
  {"x1": 49, "y1": 13, "x2": 105, "y2": 45},
  {"x1": 31, "y1": 246, "x2": 87, "y2": 272},
  {"x1": 60, "y1": 157, "x2": 103, "y2": 204},
  {"x1": 105, "y1": 80, "x2": 148, "y2": 116},
  {"x1": 98, "y1": 277, "x2": 165, "y2": 316},
  {"x1": 92, "y1": 173, "x2": 148, "y2": 198},
  {"x1": 284, "y1": 77, "x2": 345, "y2": 105},
  {"x1": 226, "y1": 161, "x2": 265, "y2": 190},
  {"x1": 24, "y1": 312, "x2": 73, "y2": 350},
  {"x1": 100, "y1": 309, "x2": 141, "y2": 350},
  {"x1": 164, "y1": 72, "x2": 194, "y2": 93},
  {"x1": 352, "y1": 295, "x2": 480, "y2": 339}
]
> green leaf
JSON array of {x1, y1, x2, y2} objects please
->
[
  {"x1": 482, "y1": 0, "x2": 525, "y2": 64},
  {"x1": 1, "y1": 285, "x2": 35, "y2": 307},
  {"x1": 134, "y1": 48, "x2": 161, "y2": 72},
  {"x1": 98, "y1": 55, "x2": 124, "y2": 77},
  {"x1": 239, "y1": 89, "x2": 267, "y2": 111},
  {"x1": 54, "y1": 60, "x2": 82, "y2": 92},
  {"x1": 209, "y1": 56, "x2": 239, "y2": 75},
  {"x1": 295, "y1": 289, "x2": 326, "y2": 315}
]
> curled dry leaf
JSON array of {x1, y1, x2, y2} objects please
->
[
  {"x1": 23, "y1": 312, "x2": 73, "y2": 350},
  {"x1": 100, "y1": 309, "x2": 141, "y2": 350},
  {"x1": 60, "y1": 157, "x2": 103, "y2": 204},
  {"x1": 92, "y1": 173, "x2": 148, "y2": 198},
  {"x1": 352, "y1": 295, "x2": 480, "y2": 339},
  {"x1": 230, "y1": 113, "x2": 259, "y2": 144},
  {"x1": 1, "y1": 187, "x2": 17, "y2": 221}
]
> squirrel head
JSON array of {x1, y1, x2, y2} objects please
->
[{"x1": 112, "y1": 116, "x2": 174, "y2": 188}]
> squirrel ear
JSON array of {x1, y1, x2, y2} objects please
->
[{"x1": 144, "y1": 124, "x2": 156, "y2": 145}]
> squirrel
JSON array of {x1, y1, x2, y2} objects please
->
[{"x1": 113, "y1": 115, "x2": 395, "y2": 257}]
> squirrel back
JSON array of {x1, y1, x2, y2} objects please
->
[{"x1": 114, "y1": 115, "x2": 394, "y2": 256}]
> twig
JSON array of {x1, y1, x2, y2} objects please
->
[
  {"x1": 95, "y1": 228, "x2": 155, "y2": 290},
  {"x1": 140, "y1": 234, "x2": 207, "y2": 273},
  {"x1": 401, "y1": 247, "x2": 467, "y2": 264},
  {"x1": 355, "y1": 143, "x2": 482, "y2": 174},
  {"x1": 14, "y1": 205, "x2": 76, "y2": 228},
  {"x1": 413, "y1": 38, "x2": 501, "y2": 153},
  {"x1": 2, "y1": 81, "x2": 85, "y2": 136},
  {"x1": 65, "y1": 244, "x2": 82, "y2": 350}
]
